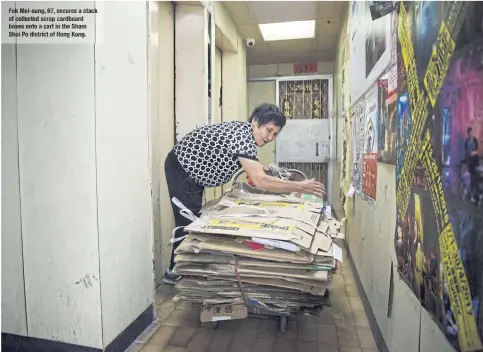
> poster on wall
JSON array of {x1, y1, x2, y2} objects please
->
[
  {"x1": 339, "y1": 19, "x2": 352, "y2": 208},
  {"x1": 339, "y1": 112, "x2": 348, "y2": 206},
  {"x1": 394, "y1": 2, "x2": 483, "y2": 351},
  {"x1": 362, "y1": 85, "x2": 378, "y2": 200},
  {"x1": 351, "y1": 97, "x2": 365, "y2": 193},
  {"x1": 349, "y1": 0, "x2": 393, "y2": 104},
  {"x1": 378, "y1": 68, "x2": 397, "y2": 164}
]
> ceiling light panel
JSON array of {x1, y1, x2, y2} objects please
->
[{"x1": 259, "y1": 20, "x2": 316, "y2": 41}]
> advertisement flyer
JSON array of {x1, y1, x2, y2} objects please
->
[{"x1": 362, "y1": 85, "x2": 378, "y2": 200}]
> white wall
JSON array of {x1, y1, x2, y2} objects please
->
[
  {"x1": 175, "y1": 4, "x2": 209, "y2": 142},
  {"x1": 149, "y1": 1, "x2": 162, "y2": 288},
  {"x1": 248, "y1": 61, "x2": 335, "y2": 78},
  {"x1": 1, "y1": 1, "x2": 153, "y2": 349},
  {"x1": 94, "y1": 2, "x2": 153, "y2": 346},
  {"x1": 153, "y1": 1, "x2": 176, "y2": 284},
  {"x1": 16, "y1": 42, "x2": 102, "y2": 347},
  {"x1": 1, "y1": 43, "x2": 28, "y2": 337},
  {"x1": 247, "y1": 81, "x2": 277, "y2": 166}
]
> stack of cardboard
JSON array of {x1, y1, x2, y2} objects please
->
[{"x1": 172, "y1": 188, "x2": 343, "y2": 322}]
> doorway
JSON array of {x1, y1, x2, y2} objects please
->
[{"x1": 205, "y1": 47, "x2": 223, "y2": 201}]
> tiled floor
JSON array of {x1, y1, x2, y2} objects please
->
[{"x1": 126, "y1": 240, "x2": 379, "y2": 352}]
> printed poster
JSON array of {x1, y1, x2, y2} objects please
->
[
  {"x1": 362, "y1": 85, "x2": 378, "y2": 200},
  {"x1": 338, "y1": 19, "x2": 352, "y2": 208},
  {"x1": 339, "y1": 111, "x2": 350, "y2": 206},
  {"x1": 378, "y1": 67, "x2": 397, "y2": 164},
  {"x1": 349, "y1": 0, "x2": 392, "y2": 104},
  {"x1": 351, "y1": 97, "x2": 365, "y2": 193},
  {"x1": 394, "y1": 2, "x2": 483, "y2": 351}
]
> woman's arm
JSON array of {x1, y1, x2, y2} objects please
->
[{"x1": 239, "y1": 157, "x2": 326, "y2": 197}]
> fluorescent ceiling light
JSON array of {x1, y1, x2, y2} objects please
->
[{"x1": 259, "y1": 20, "x2": 315, "y2": 41}]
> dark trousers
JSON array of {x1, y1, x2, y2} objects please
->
[{"x1": 164, "y1": 149, "x2": 204, "y2": 271}]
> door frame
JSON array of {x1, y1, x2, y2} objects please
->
[{"x1": 272, "y1": 74, "x2": 335, "y2": 205}]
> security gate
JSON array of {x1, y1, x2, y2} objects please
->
[{"x1": 275, "y1": 75, "x2": 334, "y2": 202}]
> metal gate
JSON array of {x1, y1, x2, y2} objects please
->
[{"x1": 275, "y1": 75, "x2": 334, "y2": 202}]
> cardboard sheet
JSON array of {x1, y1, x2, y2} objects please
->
[{"x1": 172, "y1": 184, "x2": 339, "y2": 317}]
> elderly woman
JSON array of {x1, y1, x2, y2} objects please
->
[{"x1": 163, "y1": 103, "x2": 326, "y2": 283}]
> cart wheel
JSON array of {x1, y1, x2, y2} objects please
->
[{"x1": 279, "y1": 316, "x2": 288, "y2": 333}]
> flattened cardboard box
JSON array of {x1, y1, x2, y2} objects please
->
[
  {"x1": 174, "y1": 235, "x2": 318, "y2": 263},
  {"x1": 185, "y1": 211, "x2": 332, "y2": 254},
  {"x1": 200, "y1": 304, "x2": 247, "y2": 322},
  {"x1": 175, "y1": 254, "x2": 335, "y2": 270},
  {"x1": 222, "y1": 191, "x2": 312, "y2": 206},
  {"x1": 214, "y1": 199, "x2": 323, "y2": 226},
  {"x1": 174, "y1": 263, "x2": 330, "y2": 282}
]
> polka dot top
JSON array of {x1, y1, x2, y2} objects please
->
[{"x1": 174, "y1": 121, "x2": 259, "y2": 187}]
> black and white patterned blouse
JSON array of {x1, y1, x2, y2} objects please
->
[{"x1": 174, "y1": 121, "x2": 258, "y2": 187}]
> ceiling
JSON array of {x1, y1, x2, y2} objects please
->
[{"x1": 222, "y1": 1, "x2": 347, "y2": 65}]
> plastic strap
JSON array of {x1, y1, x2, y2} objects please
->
[
  {"x1": 234, "y1": 256, "x2": 249, "y2": 306},
  {"x1": 171, "y1": 197, "x2": 199, "y2": 222},
  {"x1": 169, "y1": 197, "x2": 198, "y2": 245},
  {"x1": 170, "y1": 226, "x2": 187, "y2": 244}
]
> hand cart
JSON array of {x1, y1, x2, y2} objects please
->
[{"x1": 217, "y1": 164, "x2": 330, "y2": 333}]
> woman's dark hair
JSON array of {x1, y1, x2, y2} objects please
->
[{"x1": 248, "y1": 103, "x2": 286, "y2": 128}]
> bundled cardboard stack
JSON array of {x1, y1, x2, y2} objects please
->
[{"x1": 172, "y1": 187, "x2": 343, "y2": 322}]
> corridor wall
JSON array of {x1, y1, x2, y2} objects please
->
[
  {"x1": 152, "y1": 1, "x2": 176, "y2": 286},
  {"x1": 1, "y1": 1, "x2": 154, "y2": 350},
  {"x1": 247, "y1": 61, "x2": 334, "y2": 78},
  {"x1": 335, "y1": 2, "x2": 483, "y2": 352}
]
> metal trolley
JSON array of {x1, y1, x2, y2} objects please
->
[{"x1": 232, "y1": 165, "x2": 308, "y2": 184}]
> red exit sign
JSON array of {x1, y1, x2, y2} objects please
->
[{"x1": 293, "y1": 62, "x2": 318, "y2": 74}]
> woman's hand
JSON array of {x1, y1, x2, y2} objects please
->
[{"x1": 299, "y1": 178, "x2": 326, "y2": 198}]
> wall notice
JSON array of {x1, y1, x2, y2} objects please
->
[
  {"x1": 350, "y1": 97, "x2": 365, "y2": 194},
  {"x1": 1, "y1": 2, "x2": 97, "y2": 44},
  {"x1": 378, "y1": 69, "x2": 397, "y2": 164},
  {"x1": 338, "y1": 19, "x2": 352, "y2": 209},
  {"x1": 349, "y1": 0, "x2": 392, "y2": 104},
  {"x1": 362, "y1": 84, "x2": 378, "y2": 200},
  {"x1": 394, "y1": 2, "x2": 483, "y2": 351}
]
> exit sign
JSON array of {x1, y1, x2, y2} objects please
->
[{"x1": 294, "y1": 62, "x2": 318, "y2": 74}]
